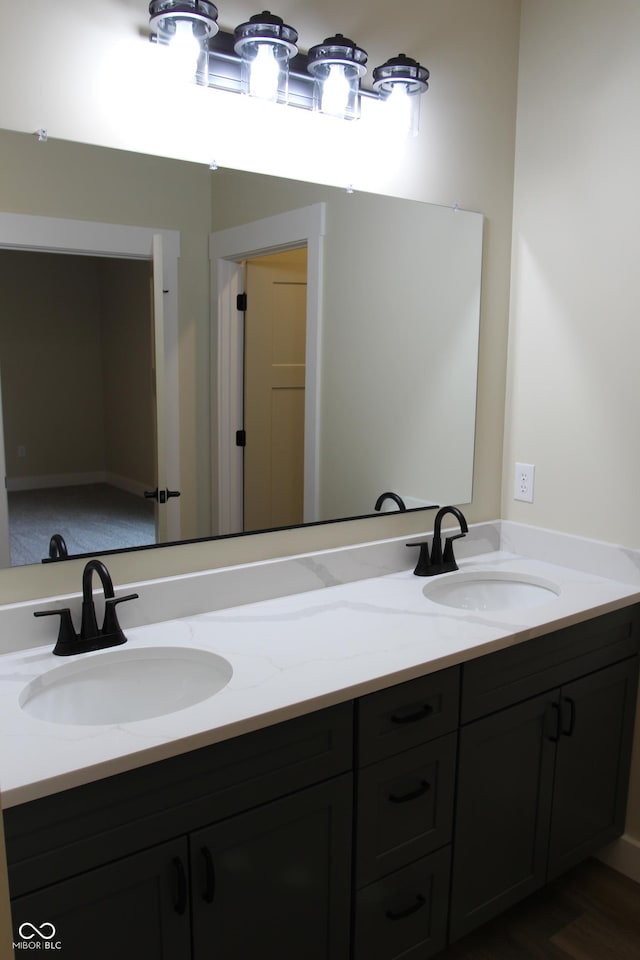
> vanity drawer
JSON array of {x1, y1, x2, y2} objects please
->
[
  {"x1": 5, "y1": 701, "x2": 353, "y2": 897},
  {"x1": 357, "y1": 667, "x2": 460, "y2": 766},
  {"x1": 354, "y1": 846, "x2": 451, "y2": 960},
  {"x1": 461, "y1": 605, "x2": 640, "y2": 723},
  {"x1": 355, "y1": 733, "x2": 456, "y2": 886}
]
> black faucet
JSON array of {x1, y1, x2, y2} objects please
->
[
  {"x1": 407, "y1": 505, "x2": 468, "y2": 577},
  {"x1": 374, "y1": 492, "x2": 407, "y2": 512},
  {"x1": 47, "y1": 534, "x2": 68, "y2": 561},
  {"x1": 34, "y1": 559, "x2": 139, "y2": 656}
]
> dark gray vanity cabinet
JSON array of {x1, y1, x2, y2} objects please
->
[
  {"x1": 449, "y1": 606, "x2": 640, "y2": 942},
  {"x1": 11, "y1": 838, "x2": 192, "y2": 959},
  {"x1": 189, "y1": 775, "x2": 352, "y2": 959},
  {"x1": 353, "y1": 668, "x2": 460, "y2": 960},
  {"x1": 5, "y1": 604, "x2": 640, "y2": 959},
  {"x1": 6, "y1": 702, "x2": 354, "y2": 960}
]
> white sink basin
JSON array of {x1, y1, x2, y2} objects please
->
[
  {"x1": 423, "y1": 571, "x2": 560, "y2": 611},
  {"x1": 19, "y1": 646, "x2": 233, "y2": 726}
]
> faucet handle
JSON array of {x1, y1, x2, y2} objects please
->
[
  {"x1": 34, "y1": 608, "x2": 79, "y2": 656},
  {"x1": 406, "y1": 541, "x2": 431, "y2": 577},
  {"x1": 102, "y1": 593, "x2": 139, "y2": 645},
  {"x1": 442, "y1": 533, "x2": 466, "y2": 572}
]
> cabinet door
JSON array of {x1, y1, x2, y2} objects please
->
[
  {"x1": 11, "y1": 837, "x2": 190, "y2": 960},
  {"x1": 449, "y1": 691, "x2": 557, "y2": 941},
  {"x1": 190, "y1": 774, "x2": 352, "y2": 960},
  {"x1": 548, "y1": 657, "x2": 639, "y2": 878}
]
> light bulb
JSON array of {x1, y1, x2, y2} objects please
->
[
  {"x1": 385, "y1": 83, "x2": 413, "y2": 134},
  {"x1": 321, "y1": 64, "x2": 351, "y2": 117},
  {"x1": 249, "y1": 44, "x2": 280, "y2": 100},
  {"x1": 169, "y1": 19, "x2": 201, "y2": 82}
]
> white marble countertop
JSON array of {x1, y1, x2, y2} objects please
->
[{"x1": 1, "y1": 548, "x2": 639, "y2": 809}]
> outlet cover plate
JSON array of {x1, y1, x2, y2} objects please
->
[{"x1": 514, "y1": 462, "x2": 535, "y2": 503}]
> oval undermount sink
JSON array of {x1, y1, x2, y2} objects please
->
[
  {"x1": 423, "y1": 571, "x2": 560, "y2": 611},
  {"x1": 19, "y1": 646, "x2": 233, "y2": 726}
]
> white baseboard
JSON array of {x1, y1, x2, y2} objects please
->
[
  {"x1": 104, "y1": 473, "x2": 152, "y2": 499},
  {"x1": 597, "y1": 834, "x2": 640, "y2": 884},
  {"x1": 6, "y1": 471, "x2": 106, "y2": 492},
  {"x1": 6, "y1": 472, "x2": 152, "y2": 498}
]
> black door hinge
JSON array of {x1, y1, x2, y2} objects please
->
[
  {"x1": 236, "y1": 292, "x2": 247, "y2": 311},
  {"x1": 236, "y1": 430, "x2": 246, "y2": 447}
]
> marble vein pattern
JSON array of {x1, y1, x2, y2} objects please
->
[{"x1": 1, "y1": 541, "x2": 640, "y2": 809}]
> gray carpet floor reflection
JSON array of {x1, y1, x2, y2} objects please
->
[{"x1": 8, "y1": 483, "x2": 156, "y2": 566}]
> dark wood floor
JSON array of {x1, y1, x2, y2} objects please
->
[{"x1": 440, "y1": 859, "x2": 640, "y2": 959}]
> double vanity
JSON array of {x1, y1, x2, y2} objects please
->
[{"x1": 2, "y1": 520, "x2": 640, "y2": 957}]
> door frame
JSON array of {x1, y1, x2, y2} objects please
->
[
  {"x1": 0, "y1": 212, "x2": 181, "y2": 559},
  {"x1": 210, "y1": 203, "x2": 325, "y2": 535}
]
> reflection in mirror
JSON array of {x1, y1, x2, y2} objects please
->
[{"x1": 0, "y1": 129, "x2": 483, "y2": 570}]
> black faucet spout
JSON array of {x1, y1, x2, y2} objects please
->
[
  {"x1": 374, "y1": 492, "x2": 407, "y2": 513},
  {"x1": 81, "y1": 559, "x2": 115, "y2": 642},
  {"x1": 424, "y1": 505, "x2": 468, "y2": 576}
]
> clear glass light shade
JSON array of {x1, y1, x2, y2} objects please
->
[
  {"x1": 234, "y1": 12, "x2": 298, "y2": 103},
  {"x1": 149, "y1": 1, "x2": 219, "y2": 81},
  {"x1": 307, "y1": 35, "x2": 367, "y2": 121},
  {"x1": 372, "y1": 53, "x2": 429, "y2": 137}
]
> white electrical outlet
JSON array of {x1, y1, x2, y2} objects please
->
[
  {"x1": 17, "y1": 445, "x2": 26, "y2": 458},
  {"x1": 514, "y1": 462, "x2": 535, "y2": 502}
]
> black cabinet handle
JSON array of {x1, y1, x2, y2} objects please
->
[
  {"x1": 171, "y1": 857, "x2": 187, "y2": 915},
  {"x1": 561, "y1": 696, "x2": 576, "y2": 737},
  {"x1": 389, "y1": 780, "x2": 431, "y2": 804},
  {"x1": 385, "y1": 894, "x2": 426, "y2": 921},
  {"x1": 547, "y1": 701, "x2": 561, "y2": 742},
  {"x1": 390, "y1": 703, "x2": 433, "y2": 725},
  {"x1": 200, "y1": 846, "x2": 215, "y2": 903}
]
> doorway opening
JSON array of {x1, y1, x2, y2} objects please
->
[
  {"x1": 211, "y1": 202, "x2": 325, "y2": 536},
  {"x1": 0, "y1": 211, "x2": 181, "y2": 568},
  {"x1": 0, "y1": 249, "x2": 156, "y2": 565}
]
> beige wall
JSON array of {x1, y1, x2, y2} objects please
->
[
  {"x1": 100, "y1": 258, "x2": 155, "y2": 489},
  {"x1": 0, "y1": 251, "x2": 106, "y2": 479},
  {"x1": 211, "y1": 172, "x2": 483, "y2": 519},
  {"x1": 505, "y1": 0, "x2": 640, "y2": 842}
]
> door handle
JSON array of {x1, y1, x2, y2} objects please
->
[{"x1": 144, "y1": 488, "x2": 181, "y2": 504}]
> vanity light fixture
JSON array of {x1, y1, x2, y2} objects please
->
[
  {"x1": 233, "y1": 11, "x2": 298, "y2": 103},
  {"x1": 147, "y1": 3, "x2": 429, "y2": 131},
  {"x1": 149, "y1": 0, "x2": 219, "y2": 80},
  {"x1": 306, "y1": 34, "x2": 368, "y2": 121},
  {"x1": 372, "y1": 53, "x2": 429, "y2": 137}
]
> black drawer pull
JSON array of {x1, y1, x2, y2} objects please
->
[
  {"x1": 201, "y1": 846, "x2": 215, "y2": 903},
  {"x1": 389, "y1": 780, "x2": 431, "y2": 804},
  {"x1": 390, "y1": 703, "x2": 433, "y2": 725},
  {"x1": 386, "y1": 894, "x2": 426, "y2": 921},
  {"x1": 171, "y1": 857, "x2": 188, "y2": 915}
]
